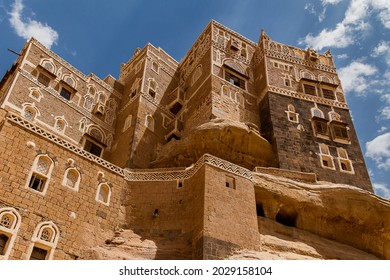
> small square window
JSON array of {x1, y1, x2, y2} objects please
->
[
  {"x1": 84, "y1": 139, "x2": 103, "y2": 157},
  {"x1": 29, "y1": 173, "x2": 47, "y2": 192},
  {"x1": 225, "y1": 175, "x2": 235, "y2": 189},
  {"x1": 37, "y1": 72, "x2": 50, "y2": 87},
  {"x1": 30, "y1": 246, "x2": 48, "y2": 260},
  {"x1": 177, "y1": 180, "x2": 183, "y2": 188},
  {"x1": 304, "y1": 84, "x2": 316, "y2": 96},
  {"x1": 60, "y1": 87, "x2": 72, "y2": 100},
  {"x1": 322, "y1": 88, "x2": 335, "y2": 100}
]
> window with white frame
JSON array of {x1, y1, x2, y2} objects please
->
[
  {"x1": 145, "y1": 114, "x2": 154, "y2": 131},
  {"x1": 26, "y1": 155, "x2": 54, "y2": 195},
  {"x1": 54, "y1": 117, "x2": 67, "y2": 133},
  {"x1": 148, "y1": 80, "x2": 157, "y2": 99},
  {"x1": 29, "y1": 88, "x2": 43, "y2": 102},
  {"x1": 319, "y1": 144, "x2": 335, "y2": 170},
  {"x1": 337, "y1": 148, "x2": 354, "y2": 173},
  {"x1": 286, "y1": 104, "x2": 299, "y2": 123},
  {"x1": 28, "y1": 221, "x2": 59, "y2": 260},
  {"x1": 96, "y1": 183, "x2": 111, "y2": 205},
  {"x1": 62, "y1": 168, "x2": 81, "y2": 191},
  {"x1": 23, "y1": 106, "x2": 37, "y2": 121},
  {"x1": 0, "y1": 208, "x2": 21, "y2": 260},
  {"x1": 152, "y1": 61, "x2": 159, "y2": 73},
  {"x1": 83, "y1": 95, "x2": 94, "y2": 111}
]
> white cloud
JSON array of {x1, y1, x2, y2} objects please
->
[
  {"x1": 379, "y1": 106, "x2": 390, "y2": 119},
  {"x1": 8, "y1": 0, "x2": 58, "y2": 48},
  {"x1": 371, "y1": 0, "x2": 390, "y2": 28},
  {"x1": 372, "y1": 41, "x2": 390, "y2": 65},
  {"x1": 373, "y1": 183, "x2": 390, "y2": 199},
  {"x1": 299, "y1": 23, "x2": 354, "y2": 49},
  {"x1": 377, "y1": 126, "x2": 388, "y2": 133},
  {"x1": 338, "y1": 61, "x2": 377, "y2": 94},
  {"x1": 336, "y1": 53, "x2": 349, "y2": 59},
  {"x1": 321, "y1": 0, "x2": 343, "y2": 5},
  {"x1": 305, "y1": 3, "x2": 316, "y2": 14},
  {"x1": 300, "y1": 0, "x2": 390, "y2": 50},
  {"x1": 365, "y1": 132, "x2": 390, "y2": 170}
]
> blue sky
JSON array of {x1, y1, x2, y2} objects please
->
[{"x1": 0, "y1": 0, "x2": 389, "y2": 198}]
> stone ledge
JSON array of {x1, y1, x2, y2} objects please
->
[{"x1": 253, "y1": 167, "x2": 317, "y2": 183}]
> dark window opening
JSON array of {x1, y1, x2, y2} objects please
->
[
  {"x1": 225, "y1": 71, "x2": 245, "y2": 90},
  {"x1": 178, "y1": 181, "x2": 183, "y2": 188},
  {"x1": 131, "y1": 90, "x2": 137, "y2": 98},
  {"x1": 304, "y1": 84, "x2": 316, "y2": 96},
  {"x1": 322, "y1": 88, "x2": 335, "y2": 100},
  {"x1": 30, "y1": 246, "x2": 48, "y2": 260},
  {"x1": 169, "y1": 102, "x2": 183, "y2": 115},
  {"x1": 225, "y1": 175, "x2": 235, "y2": 189},
  {"x1": 29, "y1": 173, "x2": 46, "y2": 192},
  {"x1": 0, "y1": 234, "x2": 9, "y2": 255},
  {"x1": 60, "y1": 87, "x2": 72, "y2": 100},
  {"x1": 256, "y1": 204, "x2": 265, "y2": 217},
  {"x1": 37, "y1": 73, "x2": 50, "y2": 87},
  {"x1": 322, "y1": 160, "x2": 329, "y2": 167},
  {"x1": 341, "y1": 162, "x2": 347, "y2": 170},
  {"x1": 275, "y1": 208, "x2": 297, "y2": 227},
  {"x1": 84, "y1": 139, "x2": 103, "y2": 157},
  {"x1": 332, "y1": 124, "x2": 349, "y2": 139},
  {"x1": 314, "y1": 120, "x2": 328, "y2": 136},
  {"x1": 149, "y1": 89, "x2": 156, "y2": 99}
]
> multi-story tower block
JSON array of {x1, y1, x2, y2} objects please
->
[{"x1": 256, "y1": 30, "x2": 371, "y2": 190}]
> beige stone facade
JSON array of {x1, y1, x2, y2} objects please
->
[{"x1": 0, "y1": 20, "x2": 386, "y2": 260}]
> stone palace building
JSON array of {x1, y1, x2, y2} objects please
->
[{"x1": 1, "y1": 20, "x2": 388, "y2": 260}]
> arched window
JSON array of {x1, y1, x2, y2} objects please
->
[
  {"x1": 79, "y1": 117, "x2": 87, "y2": 133},
  {"x1": 145, "y1": 114, "x2": 154, "y2": 131},
  {"x1": 311, "y1": 107, "x2": 324, "y2": 118},
  {"x1": 41, "y1": 60, "x2": 56, "y2": 74},
  {"x1": 29, "y1": 88, "x2": 43, "y2": 102},
  {"x1": 88, "y1": 127, "x2": 104, "y2": 143},
  {"x1": 329, "y1": 111, "x2": 341, "y2": 121},
  {"x1": 152, "y1": 61, "x2": 159, "y2": 73},
  {"x1": 54, "y1": 117, "x2": 67, "y2": 133},
  {"x1": 337, "y1": 148, "x2": 354, "y2": 173},
  {"x1": 0, "y1": 208, "x2": 21, "y2": 260},
  {"x1": 319, "y1": 75, "x2": 332, "y2": 84},
  {"x1": 28, "y1": 221, "x2": 59, "y2": 260},
  {"x1": 98, "y1": 93, "x2": 107, "y2": 104},
  {"x1": 222, "y1": 85, "x2": 230, "y2": 97},
  {"x1": 63, "y1": 75, "x2": 76, "y2": 88},
  {"x1": 286, "y1": 104, "x2": 299, "y2": 123},
  {"x1": 62, "y1": 168, "x2": 81, "y2": 191},
  {"x1": 23, "y1": 107, "x2": 36, "y2": 121},
  {"x1": 96, "y1": 183, "x2": 112, "y2": 206},
  {"x1": 319, "y1": 144, "x2": 335, "y2": 170},
  {"x1": 26, "y1": 155, "x2": 54, "y2": 195},
  {"x1": 301, "y1": 70, "x2": 315, "y2": 80}
]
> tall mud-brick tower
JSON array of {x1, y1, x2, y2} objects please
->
[{"x1": 256, "y1": 30, "x2": 372, "y2": 191}]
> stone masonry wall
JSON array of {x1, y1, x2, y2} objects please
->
[{"x1": 0, "y1": 110, "x2": 126, "y2": 259}]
